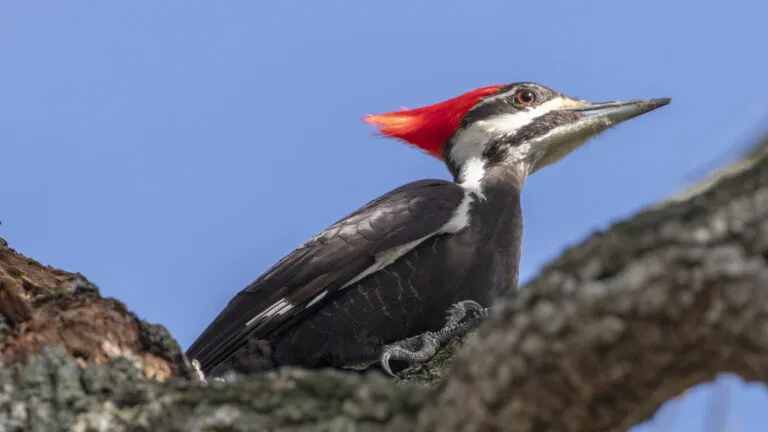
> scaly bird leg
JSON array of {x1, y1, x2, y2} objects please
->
[{"x1": 379, "y1": 300, "x2": 489, "y2": 376}]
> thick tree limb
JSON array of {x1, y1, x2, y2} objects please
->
[
  {"x1": 420, "y1": 146, "x2": 768, "y2": 431},
  {"x1": 1, "y1": 132, "x2": 767, "y2": 431}
]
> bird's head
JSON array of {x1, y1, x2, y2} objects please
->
[{"x1": 365, "y1": 82, "x2": 670, "y2": 183}]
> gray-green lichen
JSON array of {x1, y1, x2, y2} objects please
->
[
  {"x1": 138, "y1": 319, "x2": 196, "y2": 380},
  {"x1": 0, "y1": 347, "x2": 158, "y2": 432},
  {"x1": 0, "y1": 346, "x2": 427, "y2": 432},
  {"x1": 395, "y1": 331, "x2": 473, "y2": 386}
]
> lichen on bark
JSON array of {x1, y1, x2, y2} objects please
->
[{"x1": 1, "y1": 345, "x2": 426, "y2": 432}]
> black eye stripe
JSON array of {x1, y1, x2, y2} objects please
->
[
  {"x1": 507, "y1": 110, "x2": 581, "y2": 144},
  {"x1": 461, "y1": 83, "x2": 561, "y2": 127}
]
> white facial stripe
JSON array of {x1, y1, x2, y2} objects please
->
[
  {"x1": 458, "y1": 157, "x2": 486, "y2": 193},
  {"x1": 449, "y1": 97, "x2": 573, "y2": 167}
]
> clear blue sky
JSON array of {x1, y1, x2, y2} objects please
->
[{"x1": 1, "y1": 1, "x2": 766, "y2": 430}]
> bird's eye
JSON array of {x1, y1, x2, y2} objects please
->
[{"x1": 515, "y1": 89, "x2": 537, "y2": 105}]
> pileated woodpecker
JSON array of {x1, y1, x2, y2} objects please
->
[{"x1": 186, "y1": 82, "x2": 670, "y2": 378}]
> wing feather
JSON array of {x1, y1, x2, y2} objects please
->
[{"x1": 186, "y1": 179, "x2": 466, "y2": 372}]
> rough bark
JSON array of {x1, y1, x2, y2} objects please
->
[{"x1": 1, "y1": 132, "x2": 767, "y2": 431}]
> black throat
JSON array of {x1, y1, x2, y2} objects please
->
[{"x1": 456, "y1": 160, "x2": 527, "y2": 301}]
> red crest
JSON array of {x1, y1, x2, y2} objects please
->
[{"x1": 363, "y1": 85, "x2": 503, "y2": 159}]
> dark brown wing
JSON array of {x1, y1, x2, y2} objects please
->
[{"x1": 186, "y1": 179, "x2": 465, "y2": 373}]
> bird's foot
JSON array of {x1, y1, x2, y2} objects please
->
[{"x1": 379, "y1": 300, "x2": 488, "y2": 376}]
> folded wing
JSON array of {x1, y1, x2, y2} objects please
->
[{"x1": 185, "y1": 179, "x2": 466, "y2": 373}]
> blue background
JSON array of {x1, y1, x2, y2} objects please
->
[{"x1": 1, "y1": 2, "x2": 766, "y2": 430}]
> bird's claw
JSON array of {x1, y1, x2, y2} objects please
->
[
  {"x1": 380, "y1": 332, "x2": 440, "y2": 376},
  {"x1": 379, "y1": 300, "x2": 489, "y2": 377}
]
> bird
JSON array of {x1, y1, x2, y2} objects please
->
[{"x1": 185, "y1": 82, "x2": 670, "y2": 379}]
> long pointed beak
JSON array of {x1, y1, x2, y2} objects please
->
[
  {"x1": 529, "y1": 97, "x2": 671, "y2": 174},
  {"x1": 564, "y1": 98, "x2": 671, "y2": 125}
]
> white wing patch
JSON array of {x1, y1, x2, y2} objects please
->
[
  {"x1": 306, "y1": 290, "x2": 327, "y2": 308},
  {"x1": 247, "y1": 187, "x2": 479, "y2": 323},
  {"x1": 337, "y1": 187, "x2": 476, "y2": 293},
  {"x1": 245, "y1": 298, "x2": 294, "y2": 327},
  {"x1": 244, "y1": 235, "x2": 443, "y2": 325},
  {"x1": 441, "y1": 190, "x2": 475, "y2": 233},
  {"x1": 339, "y1": 236, "x2": 431, "y2": 291},
  {"x1": 300, "y1": 188, "x2": 476, "y2": 312}
]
